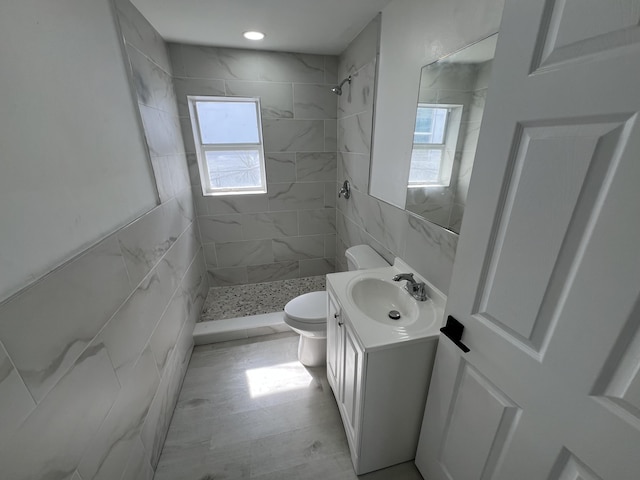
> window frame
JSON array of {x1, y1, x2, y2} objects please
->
[{"x1": 187, "y1": 95, "x2": 267, "y2": 196}]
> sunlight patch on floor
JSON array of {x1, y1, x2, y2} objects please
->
[{"x1": 245, "y1": 361, "x2": 314, "y2": 398}]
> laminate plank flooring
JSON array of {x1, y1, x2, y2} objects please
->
[{"x1": 154, "y1": 333, "x2": 424, "y2": 480}]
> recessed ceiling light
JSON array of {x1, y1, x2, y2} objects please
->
[{"x1": 243, "y1": 31, "x2": 265, "y2": 41}]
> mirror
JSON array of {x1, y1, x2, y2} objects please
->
[{"x1": 371, "y1": 34, "x2": 497, "y2": 234}]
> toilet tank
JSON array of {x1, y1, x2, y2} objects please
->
[{"x1": 345, "y1": 245, "x2": 389, "y2": 271}]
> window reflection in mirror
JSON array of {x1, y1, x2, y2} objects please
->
[{"x1": 406, "y1": 34, "x2": 497, "y2": 233}]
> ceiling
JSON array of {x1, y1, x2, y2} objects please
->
[{"x1": 131, "y1": 0, "x2": 393, "y2": 55}]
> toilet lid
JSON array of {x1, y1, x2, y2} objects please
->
[{"x1": 284, "y1": 291, "x2": 327, "y2": 324}]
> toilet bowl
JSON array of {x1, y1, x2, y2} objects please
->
[{"x1": 284, "y1": 245, "x2": 389, "y2": 367}]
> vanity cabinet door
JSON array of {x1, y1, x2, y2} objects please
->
[
  {"x1": 341, "y1": 323, "x2": 364, "y2": 450},
  {"x1": 326, "y1": 291, "x2": 342, "y2": 395}
]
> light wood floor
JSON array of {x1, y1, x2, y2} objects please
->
[{"x1": 154, "y1": 333, "x2": 424, "y2": 479}]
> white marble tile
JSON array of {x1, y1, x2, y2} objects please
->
[
  {"x1": 127, "y1": 45, "x2": 177, "y2": 114},
  {"x1": 179, "y1": 116, "x2": 196, "y2": 153},
  {"x1": 186, "y1": 153, "x2": 201, "y2": 186},
  {"x1": 77, "y1": 347, "x2": 160, "y2": 480},
  {"x1": 265, "y1": 152, "x2": 296, "y2": 183},
  {"x1": 272, "y1": 235, "x2": 325, "y2": 262},
  {"x1": 0, "y1": 344, "x2": 120, "y2": 480},
  {"x1": 114, "y1": 0, "x2": 172, "y2": 74},
  {"x1": 324, "y1": 55, "x2": 339, "y2": 85},
  {"x1": 255, "y1": 51, "x2": 325, "y2": 83},
  {"x1": 263, "y1": 119, "x2": 324, "y2": 152},
  {"x1": 325, "y1": 234, "x2": 337, "y2": 258},
  {"x1": 215, "y1": 240, "x2": 274, "y2": 268},
  {"x1": 247, "y1": 261, "x2": 300, "y2": 283},
  {"x1": 208, "y1": 266, "x2": 249, "y2": 287},
  {"x1": 267, "y1": 182, "x2": 325, "y2": 211},
  {"x1": 324, "y1": 119, "x2": 338, "y2": 152},
  {"x1": 294, "y1": 84, "x2": 337, "y2": 120},
  {"x1": 93, "y1": 258, "x2": 176, "y2": 383},
  {"x1": 226, "y1": 80, "x2": 294, "y2": 119},
  {"x1": 202, "y1": 243, "x2": 218, "y2": 267},
  {"x1": 0, "y1": 341, "x2": 35, "y2": 446},
  {"x1": 241, "y1": 211, "x2": 298, "y2": 240},
  {"x1": 198, "y1": 214, "x2": 243, "y2": 243},
  {"x1": 139, "y1": 105, "x2": 182, "y2": 157},
  {"x1": 173, "y1": 76, "x2": 225, "y2": 117},
  {"x1": 338, "y1": 59, "x2": 376, "y2": 118},
  {"x1": 337, "y1": 151, "x2": 370, "y2": 193},
  {"x1": 151, "y1": 286, "x2": 190, "y2": 373},
  {"x1": 299, "y1": 258, "x2": 336, "y2": 277},
  {"x1": 338, "y1": 110, "x2": 373, "y2": 154},
  {"x1": 296, "y1": 152, "x2": 337, "y2": 182},
  {"x1": 182, "y1": 250, "x2": 209, "y2": 316},
  {"x1": 363, "y1": 197, "x2": 409, "y2": 255},
  {"x1": 298, "y1": 208, "x2": 336, "y2": 235},
  {"x1": 205, "y1": 193, "x2": 269, "y2": 215},
  {"x1": 150, "y1": 155, "x2": 176, "y2": 203},
  {"x1": 325, "y1": 181, "x2": 338, "y2": 208},
  {"x1": 0, "y1": 235, "x2": 130, "y2": 402},
  {"x1": 338, "y1": 14, "x2": 380, "y2": 79},
  {"x1": 120, "y1": 436, "x2": 154, "y2": 480}
]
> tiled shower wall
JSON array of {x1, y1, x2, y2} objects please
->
[
  {"x1": 169, "y1": 44, "x2": 339, "y2": 286},
  {"x1": 336, "y1": 15, "x2": 459, "y2": 294},
  {"x1": 0, "y1": 1, "x2": 207, "y2": 478}
]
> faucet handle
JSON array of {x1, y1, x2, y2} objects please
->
[{"x1": 392, "y1": 272, "x2": 415, "y2": 282}]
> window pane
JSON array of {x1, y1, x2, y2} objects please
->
[
  {"x1": 414, "y1": 107, "x2": 448, "y2": 144},
  {"x1": 196, "y1": 101, "x2": 259, "y2": 144},
  {"x1": 408, "y1": 148, "x2": 442, "y2": 185},
  {"x1": 205, "y1": 150, "x2": 262, "y2": 189}
]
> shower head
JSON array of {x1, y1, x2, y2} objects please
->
[{"x1": 331, "y1": 76, "x2": 352, "y2": 96}]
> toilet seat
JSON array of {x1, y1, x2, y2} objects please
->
[{"x1": 284, "y1": 291, "x2": 327, "y2": 324}]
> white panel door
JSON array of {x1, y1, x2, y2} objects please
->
[{"x1": 416, "y1": 0, "x2": 640, "y2": 479}]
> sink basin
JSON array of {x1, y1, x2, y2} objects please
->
[{"x1": 348, "y1": 276, "x2": 420, "y2": 327}]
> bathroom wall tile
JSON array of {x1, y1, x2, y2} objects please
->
[
  {"x1": 299, "y1": 258, "x2": 336, "y2": 277},
  {"x1": 247, "y1": 261, "x2": 300, "y2": 283},
  {"x1": 120, "y1": 436, "x2": 155, "y2": 480},
  {"x1": 338, "y1": 59, "x2": 376, "y2": 118},
  {"x1": 226, "y1": 80, "x2": 294, "y2": 119},
  {"x1": 182, "y1": 250, "x2": 208, "y2": 316},
  {"x1": 173, "y1": 77, "x2": 225, "y2": 116},
  {"x1": 0, "y1": 341, "x2": 36, "y2": 446},
  {"x1": 202, "y1": 243, "x2": 218, "y2": 267},
  {"x1": 198, "y1": 214, "x2": 243, "y2": 243},
  {"x1": 338, "y1": 14, "x2": 380, "y2": 79},
  {"x1": 423, "y1": 63, "x2": 476, "y2": 92},
  {"x1": 337, "y1": 152, "x2": 370, "y2": 193},
  {"x1": 93, "y1": 260, "x2": 174, "y2": 383},
  {"x1": 128, "y1": 45, "x2": 177, "y2": 113},
  {"x1": 242, "y1": 211, "x2": 298, "y2": 240},
  {"x1": 263, "y1": 119, "x2": 325, "y2": 152},
  {"x1": 325, "y1": 234, "x2": 337, "y2": 259},
  {"x1": 151, "y1": 287, "x2": 190, "y2": 373},
  {"x1": 0, "y1": 236, "x2": 131, "y2": 402},
  {"x1": 272, "y1": 235, "x2": 325, "y2": 262},
  {"x1": 179, "y1": 117, "x2": 196, "y2": 153},
  {"x1": 205, "y1": 193, "x2": 270, "y2": 215},
  {"x1": 0, "y1": 345, "x2": 120, "y2": 480},
  {"x1": 178, "y1": 45, "x2": 262, "y2": 80},
  {"x1": 293, "y1": 84, "x2": 337, "y2": 120},
  {"x1": 267, "y1": 182, "x2": 325, "y2": 211},
  {"x1": 337, "y1": 111, "x2": 372, "y2": 154},
  {"x1": 298, "y1": 208, "x2": 336, "y2": 235},
  {"x1": 265, "y1": 153, "x2": 296, "y2": 183},
  {"x1": 296, "y1": 152, "x2": 337, "y2": 182},
  {"x1": 324, "y1": 56, "x2": 339, "y2": 85},
  {"x1": 118, "y1": 205, "x2": 173, "y2": 287},
  {"x1": 403, "y1": 215, "x2": 458, "y2": 294},
  {"x1": 77, "y1": 347, "x2": 160, "y2": 480},
  {"x1": 216, "y1": 240, "x2": 273, "y2": 268},
  {"x1": 115, "y1": 0, "x2": 172, "y2": 74},
  {"x1": 159, "y1": 222, "x2": 199, "y2": 293},
  {"x1": 208, "y1": 267, "x2": 248, "y2": 287},
  {"x1": 186, "y1": 154, "x2": 202, "y2": 186},
  {"x1": 363, "y1": 197, "x2": 408, "y2": 256},
  {"x1": 449, "y1": 203, "x2": 465, "y2": 234},
  {"x1": 139, "y1": 105, "x2": 182, "y2": 157},
  {"x1": 324, "y1": 119, "x2": 338, "y2": 152},
  {"x1": 468, "y1": 88, "x2": 488, "y2": 123},
  {"x1": 325, "y1": 182, "x2": 338, "y2": 208},
  {"x1": 338, "y1": 186, "x2": 367, "y2": 228},
  {"x1": 173, "y1": 153, "x2": 193, "y2": 196},
  {"x1": 255, "y1": 51, "x2": 325, "y2": 83},
  {"x1": 151, "y1": 155, "x2": 177, "y2": 204},
  {"x1": 164, "y1": 194, "x2": 192, "y2": 242},
  {"x1": 405, "y1": 187, "x2": 453, "y2": 228},
  {"x1": 336, "y1": 210, "x2": 367, "y2": 250}
]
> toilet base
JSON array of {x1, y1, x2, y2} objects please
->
[{"x1": 297, "y1": 335, "x2": 326, "y2": 367}]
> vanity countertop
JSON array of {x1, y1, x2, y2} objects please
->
[{"x1": 327, "y1": 258, "x2": 446, "y2": 351}]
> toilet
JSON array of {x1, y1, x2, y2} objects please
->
[{"x1": 284, "y1": 245, "x2": 389, "y2": 366}]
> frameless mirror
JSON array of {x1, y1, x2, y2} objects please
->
[{"x1": 405, "y1": 34, "x2": 497, "y2": 233}]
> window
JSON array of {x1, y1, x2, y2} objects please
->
[
  {"x1": 187, "y1": 96, "x2": 267, "y2": 195},
  {"x1": 408, "y1": 104, "x2": 462, "y2": 188}
]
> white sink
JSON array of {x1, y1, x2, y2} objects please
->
[{"x1": 348, "y1": 276, "x2": 419, "y2": 327}]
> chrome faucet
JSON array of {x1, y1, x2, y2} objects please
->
[{"x1": 392, "y1": 273, "x2": 428, "y2": 301}]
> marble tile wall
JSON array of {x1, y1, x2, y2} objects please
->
[
  {"x1": 335, "y1": 15, "x2": 459, "y2": 294},
  {"x1": 0, "y1": 1, "x2": 208, "y2": 478},
  {"x1": 168, "y1": 43, "x2": 339, "y2": 286}
]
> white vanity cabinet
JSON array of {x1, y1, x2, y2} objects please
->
[{"x1": 326, "y1": 283, "x2": 438, "y2": 475}]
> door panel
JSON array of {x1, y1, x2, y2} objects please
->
[{"x1": 416, "y1": 0, "x2": 640, "y2": 478}]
